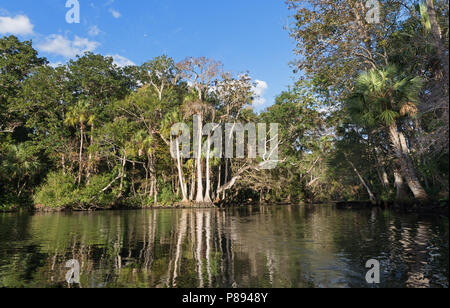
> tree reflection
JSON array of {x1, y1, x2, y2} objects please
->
[{"x1": 0, "y1": 207, "x2": 447, "y2": 288}]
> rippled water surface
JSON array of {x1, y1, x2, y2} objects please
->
[{"x1": 0, "y1": 205, "x2": 448, "y2": 288}]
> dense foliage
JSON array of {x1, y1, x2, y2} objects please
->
[{"x1": 0, "y1": 0, "x2": 448, "y2": 211}]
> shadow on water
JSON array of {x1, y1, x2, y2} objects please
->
[{"x1": 0, "y1": 205, "x2": 448, "y2": 288}]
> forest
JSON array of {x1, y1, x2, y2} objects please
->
[{"x1": 0, "y1": 0, "x2": 448, "y2": 212}]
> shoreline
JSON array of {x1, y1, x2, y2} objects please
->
[
  {"x1": 1, "y1": 200, "x2": 448, "y2": 216},
  {"x1": 334, "y1": 200, "x2": 449, "y2": 216}
]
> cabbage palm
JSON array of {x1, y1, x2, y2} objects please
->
[
  {"x1": 347, "y1": 65, "x2": 428, "y2": 201},
  {"x1": 0, "y1": 144, "x2": 41, "y2": 197},
  {"x1": 162, "y1": 109, "x2": 189, "y2": 202},
  {"x1": 181, "y1": 89, "x2": 214, "y2": 203},
  {"x1": 65, "y1": 101, "x2": 95, "y2": 185}
]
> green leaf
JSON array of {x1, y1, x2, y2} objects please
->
[{"x1": 379, "y1": 109, "x2": 399, "y2": 125}]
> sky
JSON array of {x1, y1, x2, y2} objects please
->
[{"x1": 0, "y1": 0, "x2": 297, "y2": 111}]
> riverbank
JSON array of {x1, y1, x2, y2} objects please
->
[
  {"x1": 29, "y1": 201, "x2": 217, "y2": 213},
  {"x1": 1, "y1": 199, "x2": 448, "y2": 215},
  {"x1": 335, "y1": 200, "x2": 449, "y2": 216}
]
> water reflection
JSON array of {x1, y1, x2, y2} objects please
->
[{"x1": 0, "y1": 205, "x2": 448, "y2": 288}]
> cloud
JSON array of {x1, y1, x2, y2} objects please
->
[
  {"x1": 88, "y1": 25, "x2": 101, "y2": 36},
  {"x1": 49, "y1": 62, "x2": 64, "y2": 68},
  {"x1": 109, "y1": 8, "x2": 121, "y2": 18},
  {"x1": 37, "y1": 35, "x2": 100, "y2": 58},
  {"x1": 252, "y1": 80, "x2": 268, "y2": 107},
  {"x1": 108, "y1": 54, "x2": 135, "y2": 67},
  {"x1": 0, "y1": 15, "x2": 34, "y2": 35}
]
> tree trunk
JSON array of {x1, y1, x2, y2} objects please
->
[
  {"x1": 426, "y1": 0, "x2": 449, "y2": 80},
  {"x1": 223, "y1": 158, "x2": 228, "y2": 200},
  {"x1": 215, "y1": 163, "x2": 222, "y2": 202},
  {"x1": 148, "y1": 153, "x2": 157, "y2": 204},
  {"x1": 381, "y1": 167, "x2": 390, "y2": 188},
  {"x1": 175, "y1": 138, "x2": 188, "y2": 202},
  {"x1": 118, "y1": 154, "x2": 126, "y2": 197},
  {"x1": 189, "y1": 169, "x2": 195, "y2": 201},
  {"x1": 195, "y1": 114, "x2": 204, "y2": 202},
  {"x1": 153, "y1": 176, "x2": 158, "y2": 204},
  {"x1": 78, "y1": 124, "x2": 84, "y2": 185},
  {"x1": 147, "y1": 155, "x2": 153, "y2": 198},
  {"x1": 388, "y1": 123, "x2": 429, "y2": 201},
  {"x1": 62, "y1": 153, "x2": 66, "y2": 175},
  {"x1": 373, "y1": 147, "x2": 390, "y2": 190},
  {"x1": 346, "y1": 155, "x2": 376, "y2": 202},
  {"x1": 86, "y1": 123, "x2": 94, "y2": 181},
  {"x1": 394, "y1": 167, "x2": 408, "y2": 201},
  {"x1": 204, "y1": 133, "x2": 212, "y2": 203}
]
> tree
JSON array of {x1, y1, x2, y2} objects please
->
[
  {"x1": 65, "y1": 101, "x2": 95, "y2": 185},
  {"x1": 286, "y1": 0, "x2": 405, "y2": 100},
  {"x1": 0, "y1": 143, "x2": 41, "y2": 198},
  {"x1": 0, "y1": 35, "x2": 46, "y2": 135},
  {"x1": 162, "y1": 109, "x2": 189, "y2": 202},
  {"x1": 347, "y1": 65, "x2": 429, "y2": 201},
  {"x1": 18, "y1": 65, "x2": 73, "y2": 173},
  {"x1": 177, "y1": 57, "x2": 222, "y2": 203}
]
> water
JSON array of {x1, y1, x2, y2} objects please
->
[{"x1": 0, "y1": 205, "x2": 448, "y2": 288}]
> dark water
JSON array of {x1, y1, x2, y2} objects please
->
[{"x1": 0, "y1": 205, "x2": 448, "y2": 288}]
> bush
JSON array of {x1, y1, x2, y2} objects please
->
[
  {"x1": 34, "y1": 171, "x2": 77, "y2": 209},
  {"x1": 34, "y1": 171, "x2": 117, "y2": 209},
  {"x1": 158, "y1": 182, "x2": 179, "y2": 205},
  {"x1": 76, "y1": 173, "x2": 116, "y2": 209}
]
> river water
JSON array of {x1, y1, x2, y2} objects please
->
[{"x1": 0, "y1": 205, "x2": 448, "y2": 288}]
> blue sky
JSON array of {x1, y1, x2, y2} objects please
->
[{"x1": 0, "y1": 0, "x2": 296, "y2": 111}]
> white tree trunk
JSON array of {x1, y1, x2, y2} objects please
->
[
  {"x1": 204, "y1": 134, "x2": 212, "y2": 203},
  {"x1": 346, "y1": 155, "x2": 376, "y2": 202},
  {"x1": 426, "y1": 0, "x2": 449, "y2": 79},
  {"x1": 195, "y1": 114, "x2": 204, "y2": 202},
  {"x1": 175, "y1": 139, "x2": 188, "y2": 202},
  {"x1": 388, "y1": 123, "x2": 429, "y2": 201},
  {"x1": 78, "y1": 125, "x2": 84, "y2": 185}
]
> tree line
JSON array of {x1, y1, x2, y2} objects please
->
[{"x1": 0, "y1": 0, "x2": 448, "y2": 211}]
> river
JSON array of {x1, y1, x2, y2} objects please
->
[{"x1": 0, "y1": 204, "x2": 448, "y2": 288}]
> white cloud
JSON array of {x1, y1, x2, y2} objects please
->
[
  {"x1": 108, "y1": 54, "x2": 135, "y2": 67},
  {"x1": 252, "y1": 80, "x2": 268, "y2": 107},
  {"x1": 109, "y1": 9, "x2": 121, "y2": 18},
  {"x1": 37, "y1": 35, "x2": 100, "y2": 58},
  {"x1": 0, "y1": 15, "x2": 34, "y2": 35},
  {"x1": 88, "y1": 25, "x2": 101, "y2": 36},
  {"x1": 49, "y1": 62, "x2": 64, "y2": 68}
]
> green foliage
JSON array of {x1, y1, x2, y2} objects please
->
[
  {"x1": 2, "y1": 7, "x2": 449, "y2": 213},
  {"x1": 348, "y1": 65, "x2": 423, "y2": 127},
  {"x1": 287, "y1": 0, "x2": 448, "y2": 202},
  {"x1": 158, "y1": 182, "x2": 179, "y2": 205},
  {"x1": 34, "y1": 171, "x2": 118, "y2": 209},
  {"x1": 34, "y1": 171, "x2": 77, "y2": 209},
  {"x1": 76, "y1": 173, "x2": 117, "y2": 208}
]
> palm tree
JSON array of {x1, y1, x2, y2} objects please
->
[
  {"x1": 1, "y1": 144, "x2": 41, "y2": 198},
  {"x1": 162, "y1": 109, "x2": 189, "y2": 203},
  {"x1": 124, "y1": 130, "x2": 154, "y2": 198},
  {"x1": 347, "y1": 65, "x2": 428, "y2": 201},
  {"x1": 181, "y1": 90, "x2": 214, "y2": 203},
  {"x1": 65, "y1": 101, "x2": 94, "y2": 185}
]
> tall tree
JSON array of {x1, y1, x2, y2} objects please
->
[
  {"x1": 65, "y1": 101, "x2": 95, "y2": 185},
  {"x1": 347, "y1": 66, "x2": 429, "y2": 200},
  {"x1": 177, "y1": 57, "x2": 222, "y2": 203},
  {"x1": 0, "y1": 36, "x2": 46, "y2": 135}
]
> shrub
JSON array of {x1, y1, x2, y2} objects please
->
[
  {"x1": 34, "y1": 172, "x2": 117, "y2": 209},
  {"x1": 34, "y1": 171, "x2": 77, "y2": 209},
  {"x1": 77, "y1": 173, "x2": 116, "y2": 209},
  {"x1": 158, "y1": 183, "x2": 179, "y2": 205}
]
